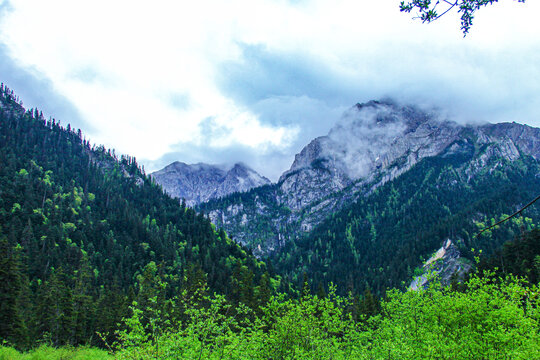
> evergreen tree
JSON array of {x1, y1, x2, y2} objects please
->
[
  {"x1": 359, "y1": 287, "x2": 380, "y2": 319},
  {"x1": 0, "y1": 237, "x2": 29, "y2": 347}
]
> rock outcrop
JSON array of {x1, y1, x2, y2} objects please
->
[{"x1": 409, "y1": 239, "x2": 473, "y2": 290}]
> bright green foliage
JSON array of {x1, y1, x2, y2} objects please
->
[
  {"x1": 370, "y1": 273, "x2": 539, "y2": 359},
  {"x1": 0, "y1": 345, "x2": 112, "y2": 359},
  {"x1": 115, "y1": 285, "x2": 359, "y2": 359},
  {"x1": 113, "y1": 270, "x2": 539, "y2": 359}
]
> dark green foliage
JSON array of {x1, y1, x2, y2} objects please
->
[
  {"x1": 0, "y1": 84, "x2": 268, "y2": 349},
  {"x1": 272, "y1": 143, "x2": 540, "y2": 297},
  {"x1": 358, "y1": 287, "x2": 379, "y2": 319},
  {"x1": 0, "y1": 237, "x2": 29, "y2": 347},
  {"x1": 479, "y1": 228, "x2": 540, "y2": 283}
]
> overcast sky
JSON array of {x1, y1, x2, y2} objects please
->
[{"x1": 1, "y1": 0, "x2": 539, "y2": 180}]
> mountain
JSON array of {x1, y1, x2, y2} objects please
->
[
  {"x1": 0, "y1": 85, "x2": 270, "y2": 348},
  {"x1": 151, "y1": 161, "x2": 270, "y2": 206},
  {"x1": 201, "y1": 100, "x2": 539, "y2": 252},
  {"x1": 200, "y1": 99, "x2": 540, "y2": 293}
]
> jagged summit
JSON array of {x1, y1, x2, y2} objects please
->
[
  {"x1": 280, "y1": 100, "x2": 539, "y2": 201},
  {"x1": 277, "y1": 100, "x2": 458, "y2": 211},
  {"x1": 203, "y1": 99, "x2": 540, "y2": 256},
  {"x1": 151, "y1": 161, "x2": 270, "y2": 206}
]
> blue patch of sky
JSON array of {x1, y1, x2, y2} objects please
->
[
  {"x1": 216, "y1": 43, "x2": 362, "y2": 108},
  {"x1": 168, "y1": 92, "x2": 191, "y2": 110},
  {"x1": 0, "y1": 44, "x2": 94, "y2": 133}
]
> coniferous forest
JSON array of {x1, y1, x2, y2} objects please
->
[
  {"x1": 1, "y1": 85, "x2": 539, "y2": 359},
  {"x1": 0, "y1": 85, "x2": 270, "y2": 349}
]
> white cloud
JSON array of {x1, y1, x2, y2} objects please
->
[{"x1": 1, "y1": 0, "x2": 539, "y2": 177}]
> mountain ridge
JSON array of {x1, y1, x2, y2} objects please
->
[
  {"x1": 199, "y1": 100, "x2": 540, "y2": 262},
  {"x1": 151, "y1": 161, "x2": 270, "y2": 206}
]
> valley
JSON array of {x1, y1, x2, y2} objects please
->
[{"x1": 1, "y1": 86, "x2": 539, "y2": 358}]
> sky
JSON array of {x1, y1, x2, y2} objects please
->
[{"x1": 0, "y1": 0, "x2": 539, "y2": 181}]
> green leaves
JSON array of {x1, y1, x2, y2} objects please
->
[
  {"x1": 370, "y1": 272, "x2": 539, "y2": 359},
  {"x1": 400, "y1": 0, "x2": 526, "y2": 36},
  {"x1": 114, "y1": 270, "x2": 539, "y2": 359}
]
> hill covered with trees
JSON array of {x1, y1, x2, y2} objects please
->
[
  {"x1": 1, "y1": 85, "x2": 539, "y2": 359},
  {"x1": 272, "y1": 145, "x2": 540, "y2": 296},
  {"x1": 0, "y1": 85, "x2": 272, "y2": 349}
]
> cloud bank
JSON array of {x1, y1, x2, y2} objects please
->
[{"x1": 0, "y1": 0, "x2": 539, "y2": 180}]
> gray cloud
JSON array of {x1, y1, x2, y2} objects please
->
[
  {"x1": 2, "y1": 0, "x2": 540, "y2": 183},
  {"x1": 167, "y1": 92, "x2": 191, "y2": 110},
  {"x1": 324, "y1": 105, "x2": 407, "y2": 179},
  {"x1": 152, "y1": 39, "x2": 540, "y2": 180},
  {"x1": 0, "y1": 1, "x2": 91, "y2": 132},
  {"x1": 217, "y1": 43, "x2": 361, "y2": 107},
  {"x1": 68, "y1": 66, "x2": 101, "y2": 83},
  {"x1": 218, "y1": 41, "x2": 540, "y2": 129},
  {"x1": 146, "y1": 95, "x2": 348, "y2": 181},
  {"x1": 0, "y1": 44, "x2": 93, "y2": 133}
]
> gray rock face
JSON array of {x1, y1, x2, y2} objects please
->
[
  {"x1": 409, "y1": 239, "x2": 473, "y2": 291},
  {"x1": 277, "y1": 100, "x2": 460, "y2": 212},
  {"x1": 151, "y1": 162, "x2": 270, "y2": 206},
  {"x1": 203, "y1": 99, "x2": 540, "y2": 255}
]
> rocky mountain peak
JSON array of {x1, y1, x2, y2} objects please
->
[
  {"x1": 203, "y1": 99, "x2": 540, "y2": 257},
  {"x1": 278, "y1": 99, "x2": 540, "y2": 210},
  {"x1": 151, "y1": 161, "x2": 270, "y2": 206},
  {"x1": 281, "y1": 100, "x2": 440, "y2": 181},
  {"x1": 481, "y1": 122, "x2": 540, "y2": 160},
  {"x1": 277, "y1": 100, "x2": 459, "y2": 212},
  {"x1": 228, "y1": 162, "x2": 255, "y2": 177}
]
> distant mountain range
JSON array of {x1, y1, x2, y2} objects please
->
[
  {"x1": 137, "y1": 98, "x2": 538, "y2": 294},
  {"x1": 198, "y1": 99, "x2": 539, "y2": 293},
  {"x1": 151, "y1": 162, "x2": 270, "y2": 206}
]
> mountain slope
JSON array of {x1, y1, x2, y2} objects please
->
[
  {"x1": 276, "y1": 139, "x2": 539, "y2": 295},
  {"x1": 151, "y1": 161, "x2": 270, "y2": 206},
  {"x1": 200, "y1": 100, "x2": 540, "y2": 293},
  {"x1": 200, "y1": 100, "x2": 540, "y2": 255},
  {"x1": 0, "y1": 85, "x2": 268, "y2": 347}
]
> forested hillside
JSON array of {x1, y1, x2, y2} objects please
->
[
  {"x1": 0, "y1": 85, "x2": 271, "y2": 349},
  {"x1": 200, "y1": 101, "x2": 540, "y2": 296},
  {"x1": 1, "y1": 85, "x2": 539, "y2": 359},
  {"x1": 273, "y1": 143, "x2": 540, "y2": 295},
  {"x1": 5, "y1": 245, "x2": 539, "y2": 359}
]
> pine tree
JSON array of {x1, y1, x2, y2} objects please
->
[
  {"x1": 316, "y1": 281, "x2": 327, "y2": 299},
  {"x1": 35, "y1": 268, "x2": 74, "y2": 346},
  {"x1": 0, "y1": 237, "x2": 29, "y2": 347},
  {"x1": 71, "y1": 256, "x2": 96, "y2": 345},
  {"x1": 359, "y1": 287, "x2": 380, "y2": 319}
]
